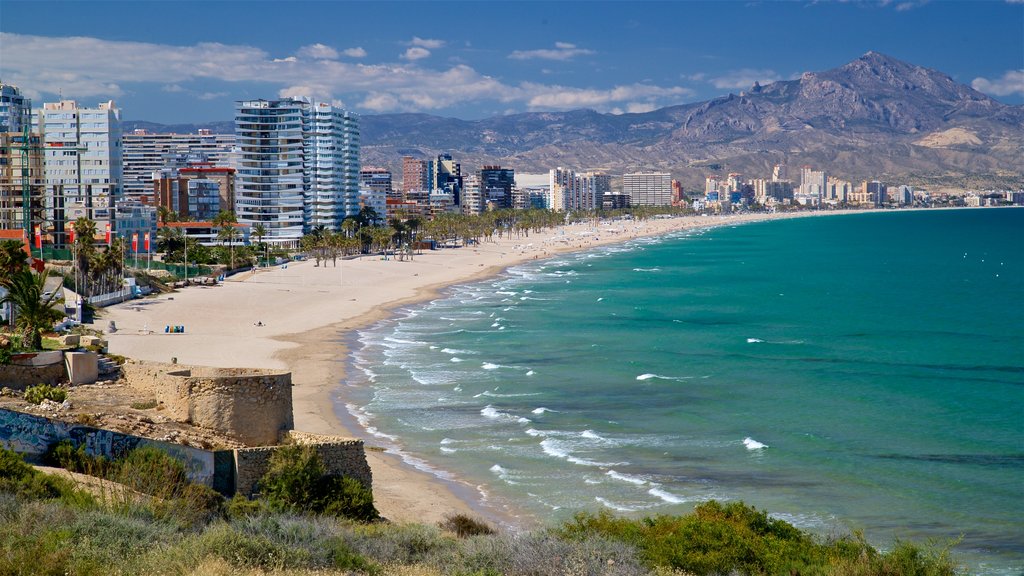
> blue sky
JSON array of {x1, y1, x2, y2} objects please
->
[{"x1": 1, "y1": 0, "x2": 1022, "y2": 123}]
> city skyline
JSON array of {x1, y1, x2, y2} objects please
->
[{"x1": 1, "y1": 1, "x2": 1021, "y2": 124}]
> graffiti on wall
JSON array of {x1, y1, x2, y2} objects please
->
[{"x1": 0, "y1": 408, "x2": 216, "y2": 486}]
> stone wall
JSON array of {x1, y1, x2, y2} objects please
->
[
  {"x1": 233, "y1": 434, "x2": 372, "y2": 498},
  {"x1": 122, "y1": 362, "x2": 292, "y2": 446},
  {"x1": 0, "y1": 362, "x2": 68, "y2": 389}
]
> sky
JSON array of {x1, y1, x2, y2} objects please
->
[{"x1": 1, "y1": 0, "x2": 1022, "y2": 124}]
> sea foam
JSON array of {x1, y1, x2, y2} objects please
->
[{"x1": 743, "y1": 437, "x2": 768, "y2": 450}]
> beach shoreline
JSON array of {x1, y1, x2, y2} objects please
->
[{"x1": 103, "y1": 209, "x2": 872, "y2": 526}]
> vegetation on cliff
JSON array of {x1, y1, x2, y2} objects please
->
[{"x1": 1, "y1": 445, "x2": 961, "y2": 575}]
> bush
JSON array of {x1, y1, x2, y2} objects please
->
[
  {"x1": 0, "y1": 446, "x2": 94, "y2": 507},
  {"x1": 259, "y1": 445, "x2": 379, "y2": 522},
  {"x1": 439, "y1": 514, "x2": 496, "y2": 538},
  {"x1": 130, "y1": 399, "x2": 158, "y2": 410},
  {"x1": 558, "y1": 501, "x2": 961, "y2": 576},
  {"x1": 24, "y1": 383, "x2": 67, "y2": 404},
  {"x1": 114, "y1": 445, "x2": 190, "y2": 499},
  {"x1": 46, "y1": 440, "x2": 114, "y2": 478}
]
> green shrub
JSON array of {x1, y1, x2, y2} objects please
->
[
  {"x1": 225, "y1": 493, "x2": 266, "y2": 520},
  {"x1": 129, "y1": 399, "x2": 158, "y2": 410},
  {"x1": 558, "y1": 501, "x2": 961, "y2": 576},
  {"x1": 0, "y1": 446, "x2": 94, "y2": 507},
  {"x1": 114, "y1": 445, "x2": 190, "y2": 499},
  {"x1": 46, "y1": 440, "x2": 114, "y2": 478},
  {"x1": 258, "y1": 444, "x2": 379, "y2": 522},
  {"x1": 439, "y1": 514, "x2": 496, "y2": 538},
  {"x1": 24, "y1": 383, "x2": 67, "y2": 404}
]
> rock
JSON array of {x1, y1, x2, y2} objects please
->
[{"x1": 60, "y1": 400, "x2": 73, "y2": 410}]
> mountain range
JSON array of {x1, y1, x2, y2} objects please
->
[{"x1": 124, "y1": 52, "x2": 1024, "y2": 191}]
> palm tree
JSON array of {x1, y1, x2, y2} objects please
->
[
  {"x1": 212, "y1": 210, "x2": 239, "y2": 270},
  {"x1": 71, "y1": 218, "x2": 97, "y2": 297},
  {"x1": 252, "y1": 223, "x2": 268, "y2": 266},
  {"x1": 0, "y1": 239, "x2": 28, "y2": 279},
  {"x1": 0, "y1": 269, "x2": 64, "y2": 350}
]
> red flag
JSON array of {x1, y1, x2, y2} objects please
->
[
  {"x1": 132, "y1": 233, "x2": 138, "y2": 252},
  {"x1": 144, "y1": 232, "x2": 150, "y2": 252},
  {"x1": 105, "y1": 223, "x2": 111, "y2": 245},
  {"x1": 68, "y1": 227, "x2": 75, "y2": 244},
  {"x1": 34, "y1": 225, "x2": 41, "y2": 249}
]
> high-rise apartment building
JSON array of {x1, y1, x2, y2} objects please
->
[
  {"x1": 799, "y1": 166, "x2": 827, "y2": 199},
  {"x1": 234, "y1": 98, "x2": 359, "y2": 246},
  {"x1": 579, "y1": 172, "x2": 610, "y2": 211},
  {"x1": 401, "y1": 156, "x2": 428, "y2": 193},
  {"x1": 306, "y1": 102, "x2": 360, "y2": 230},
  {"x1": 360, "y1": 166, "x2": 394, "y2": 198},
  {"x1": 122, "y1": 129, "x2": 234, "y2": 205},
  {"x1": 623, "y1": 172, "x2": 672, "y2": 206},
  {"x1": 0, "y1": 84, "x2": 32, "y2": 134},
  {"x1": 428, "y1": 153, "x2": 462, "y2": 204},
  {"x1": 461, "y1": 175, "x2": 483, "y2": 215},
  {"x1": 480, "y1": 166, "x2": 515, "y2": 209},
  {"x1": 34, "y1": 100, "x2": 122, "y2": 244}
]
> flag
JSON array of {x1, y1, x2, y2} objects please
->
[
  {"x1": 144, "y1": 232, "x2": 150, "y2": 252},
  {"x1": 34, "y1": 225, "x2": 41, "y2": 249},
  {"x1": 132, "y1": 233, "x2": 138, "y2": 253},
  {"x1": 105, "y1": 223, "x2": 111, "y2": 245},
  {"x1": 68, "y1": 227, "x2": 75, "y2": 244}
]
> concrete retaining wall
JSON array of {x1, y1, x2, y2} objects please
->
[{"x1": 0, "y1": 407, "x2": 220, "y2": 488}]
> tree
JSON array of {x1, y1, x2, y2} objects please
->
[
  {"x1": 212, "y1": 211, "x2": 239, "y2": 270},
  {"x1": 252, "y1": 222, "x2": 268, "y2": 265},
  {"x1": 0, "y1": 269, "x2": 64, "y2": 350},
  {"x1": 71, "y1": 218, "x2": 97, "y2": 297},
  {"x1": 0, "y1": 240, "x2": 28, "y2": 279}
]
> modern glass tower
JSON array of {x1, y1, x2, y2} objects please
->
[{"x1": 235, "y1": 98, "x2": 359, "y2": 246}]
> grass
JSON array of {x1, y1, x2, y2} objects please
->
[
  {"x1": 1, "y1": 446, "x2": 964, "y2": 576},
  {"x1": 23, "y1": 383, "x2": 67, "y2": 405},
  {"x1": 130, "y1": 399, "x2": 159, "y2": 410}
]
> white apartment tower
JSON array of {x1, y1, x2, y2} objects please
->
[
  {"x1": 34, "y1": 100, "x2": 122, "y2": 242},
  {"x1": 623, "y1": 172, "x2": 672, "y2": 206},
  {"x1": 235, "y1": 98, "x2": 359, "y2": 246}
]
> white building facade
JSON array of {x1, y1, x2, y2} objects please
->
[
  {"x1": 234, "y1": 98, "x2": 359, "y2": 246},
  {"x1": 623, "y1": 172, "x2": 672, "y2": 206},
  {"x1": 34, "y1": 100, "x2": 122, "y2": 244},
  {"x1": 122, "y1": 130, "x2": 235, "y2": 204}
]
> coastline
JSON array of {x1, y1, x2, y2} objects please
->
[{"x1": 103, "y1": 208, "x2": 872, "y2": 526}]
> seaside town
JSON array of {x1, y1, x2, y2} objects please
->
[{"x1": 0, "y1": 19, "x2": 1021, "y2": 571}]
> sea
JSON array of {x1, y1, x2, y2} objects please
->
[{"x1": 342, "y1": 208, "x2": 1023, "y2": 575}]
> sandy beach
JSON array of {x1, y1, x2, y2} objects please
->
[{"x1": 103, "y1": 211, "x2": 828, "y2": 525}]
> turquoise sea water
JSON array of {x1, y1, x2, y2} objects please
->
[{"x1": 343, "y1": 208, "x2": 1024, "y2": 575}]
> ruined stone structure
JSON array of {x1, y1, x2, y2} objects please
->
[
  {"x1": 122, "y1": 362, "x2": 293, "y2": 446},
  {"x1": 233, "y1": 431, "x2": 372, "y2": 498}
]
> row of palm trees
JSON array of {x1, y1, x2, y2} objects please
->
[{"x1": 296, "y1": 205, "x2": 695, "y2": 261}]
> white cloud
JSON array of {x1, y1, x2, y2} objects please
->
[
  {"x1": 509, "y1": 42, "x2": 596, "y2": 61},
  {"x1": 522, "y1": 83, "x2": 693, "y2": 110},
  {"x1": 971, "y1": 70, "x2": 1024, "y2": 97},
  {"x1": 402, "y1": 47, "x2": 431, "y2": 61},
  {"x1": 410, "y1": 37, "x2": 445, "y2": 49},
  {"x1": 342, "y1": 47, "x2": 367, "y2": 58},
  {"x1": 707, "y1": 69, "x2": 781, "y2": 90},
  {"x1": 297, "y1": 43, "x2": 339, "y2": 60},
  {"x1": 0, "y1": 32, "x2": 694, "y2": 114},
  {"x1": 625, "y1": 102, "x2": 657, "y2": 114}
]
